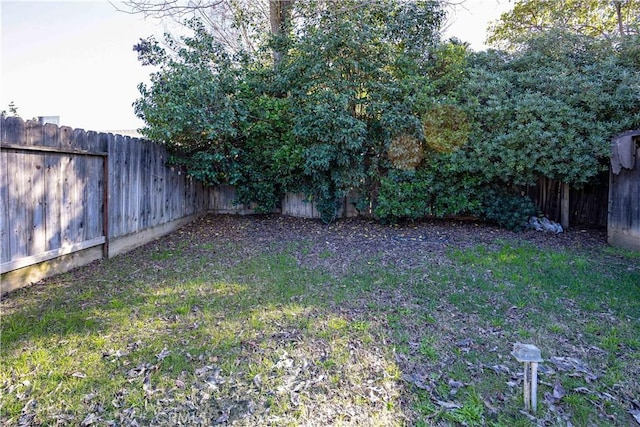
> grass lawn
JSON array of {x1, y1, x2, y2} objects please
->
[{"x1": 1, "y1": 215, "x2": 639, "y2": 426}]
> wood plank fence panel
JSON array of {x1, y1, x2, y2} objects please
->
[
  {"x1": 609, "y1": 135, "x2": 640, "y2": 250},
  {"x1": 5, "y1": 150, "x2": 25, "y2": 261},
  {"x1": 209, "y1": 184, "x2": 253, "y2": 214},
  {"x1": 282, "y1": 193, "x2": 319, "y2": 218},
  {"x1": 2, "y1": 117, "x2": 212, "y2": 289},
  {"x1": 168, "y1": 165, "x2": 179, "y2": 221},
  {"x1": 104, "y1": 135, "x2": 210, "y2": 240},
  {"x1": 5, "y1": 119, "x2": 29, "y2": 261},
  {"x1": 59, "y1": 126, "x2": 75, "y2": 248},
  {"x1": 85, "y1": 132, "x2": 103, "y2": 240},
  {"x1": 157, "y1": 148, "x2": 166, "y2": 218},
  {"x1": 526, "y1": 174, "x2": 609, "y2": 228},
  {"x1": 71, "y1": 129, "x2": 88, "y2": 246},
  {"x1": 108, "y1": 134, "x2": 123, "y2": 238},
  {"x1": 140, "y1": 140, "x2": 151, "y2": 231}
]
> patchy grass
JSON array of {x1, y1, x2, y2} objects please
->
[{"x1": 1, "y1": 215, "x2": 638, "y2": 426}]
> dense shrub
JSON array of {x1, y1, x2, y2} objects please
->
[
  {"x1": 134, "y1": 5, "x2": 639, "y2": 228},
  {"x1": 480, "y1": 189, "x2": 538, "y2": 231}
]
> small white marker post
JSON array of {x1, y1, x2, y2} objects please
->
[{"x1": 511, "y1": 343, "x2": 543, "y2": 413}]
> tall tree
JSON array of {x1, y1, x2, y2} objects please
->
[
  {"x1": 133, "y1": 0, "x2": 447, "y2": 222},
  {"x1": 118, "y1": 0, "x2": 284, "y2": 54},
  {"x1": 487, "y1": 0, "x2": 640, "y2": 50}
]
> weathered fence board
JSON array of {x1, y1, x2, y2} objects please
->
[
  {"x1": 0, "y1": 119, "x2": 106, "y2": 270},
  {"x1": 106, "y1": 136, "x2": 209, "y2": 241},
  {"x1": 282, "y1": 193, "x2": 319, "y2": 218},
  {"x1": 0, "y1": 144, "x2": 9, "y2": 262},
  {"x1": 43, "y1": 124, "x2": 62, "y2": 251},
  {"x1": 208, "y1": 186, "x2": 360, "y2": 219}
]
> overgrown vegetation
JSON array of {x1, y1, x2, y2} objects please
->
[
  {"x1": 132, "y1": 0, "x2": 639, "y2": 226},
  {"x1": 1, "y1": 215, "x2": 639, "y2": 425}
]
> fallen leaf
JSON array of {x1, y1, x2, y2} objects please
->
[
  {"x1": 448, "y1": 379, "x2": 465, "y2": 389},
  {"x1": 253, "y1": 374, "x2": 262, "y2": 388},
  {"x1": 81, "y1": 412, "x2": 100, "y2": 426},
  {"x1": 290, "y1": 391, "x2": 300, "y2": 406},
  {"x1": 456, "y1": 338, "x2": 473, "y2": 347},
  {"x1": 402, "y1": 373, "x2": 431, "y2": 390},
  {"x1": 195, "y1": 365, "x2": 214, "y2": 376},
  {"x1": 553, "y1": 380, "x2": 566, "y2": 400},
  {"x1": 435, "y1": 400, "x2": 462, "y2": 409},
  {"x1": 489, "y1": 364, "x2": 510, "y2": 374},
  {"x1": 156, "y1": 348, "x2": 171, "y2": 361},
  {"x1": 215, "y1": 409, "x2": 229, "y2": 425},
  {"x1": 143, "y1": 374, "x2": 155, "y2": 396}
]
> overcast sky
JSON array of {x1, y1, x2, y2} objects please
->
[{"x1": 1, "y1": 0, "x2": 512, "y2": 132}]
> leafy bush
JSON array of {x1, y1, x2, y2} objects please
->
[
  {"x1": 480, "y1": 189, "x2": 538, "y2": 231},
  {"x1": 133, "y1": 9, "x2": 639, "y2": 228},
  {"x1": 374, "y1": 161, "x2": 483, "y2": 223}
]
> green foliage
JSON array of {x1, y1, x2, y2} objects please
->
[
  {"x1": 422, "y1": 104, "x2": 470, "y2": 153},
  {"x1": 2, "y1": 101, "x2": 20, "y2": 118},
  {"x1": 133, "y1": 2, "x2": 639, "y2": 228},
  {"x1": 374, "y1": 160, "x2": 483, "y2": 222},
  {"x1": 443, "y1": 388, "x2": 485, "y2": 426},
  {"x1": 280, "y1": 0, "x2": 445, "y2": 222},
  {"x1": 134, "y1": 19, "x2": 243, "y2": 185},
  {"x1": 480, "y1": 189, "x2": 538, "y2": 231},
  {"x1": 375, "y1": 170, "x2": 433, "y2": 221},
  {"x1": 487, "y1": 0, "x2": 640, "y2": 51},
  {"x1": 135, "y1": 1, "x2": 446, "y2": 223},
  {"x1": 457, "y1": 31, "x2": 640, "y2": 187},
  {"x1": 374, "y1": 30, "x2": 640, "y2": 227}
]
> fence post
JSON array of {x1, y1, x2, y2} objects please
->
[{"x1": 561, "y1": 182, "x2": 570, "y2": 230}]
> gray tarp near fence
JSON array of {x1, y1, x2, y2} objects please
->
[{"x1": 611, "y1": 130, "x2": 638, "y2": 174}]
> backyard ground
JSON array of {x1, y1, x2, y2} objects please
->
[{"x1": 1, "y1": 214, "x2": 639, "y2": 426}]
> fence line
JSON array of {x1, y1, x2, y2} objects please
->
[
  {"x1": 1, "y1": 117, "x2": 209, "y2": 293},
  {"x1": 2, "y1": 114, "x2": 622, "y2": 293},
  {"x1": 525, "y1": 175, "x2": 609, "y2": 228}
]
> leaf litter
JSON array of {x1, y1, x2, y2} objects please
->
[{"x1": 1, "y1": 214, "x2": 638, "y2": 426}]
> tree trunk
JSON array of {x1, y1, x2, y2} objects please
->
[
  {"x1": 614, "y1": 1, "x2": 625, "y2": 37},
  {"x1": 269, "y1": 0, "x2": 293, "y2": 67}
]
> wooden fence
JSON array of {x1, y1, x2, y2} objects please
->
[
  {"x1": 608, "y1": 131, "x2": 640, "y2": 251},
  {"x1": 3, "y1": 114, "x2": 626, "y2": 292},
  {"x1": 207, "y1": 186, "x2": 359, "y2": 219},
  {"x1": 1, "y1": 117, "x2": 208, "y2": 293},
  {"x1": 526, "y1": 174, "x2": 609, "y2": 229}
]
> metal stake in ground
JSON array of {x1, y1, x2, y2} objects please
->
[{"x1": 511, "y1": 343, "x2": 543, "y2": 413}]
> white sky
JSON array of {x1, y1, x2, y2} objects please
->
[{"x1": 1, "y1": 0, "x2": 513, "y2": 132}]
